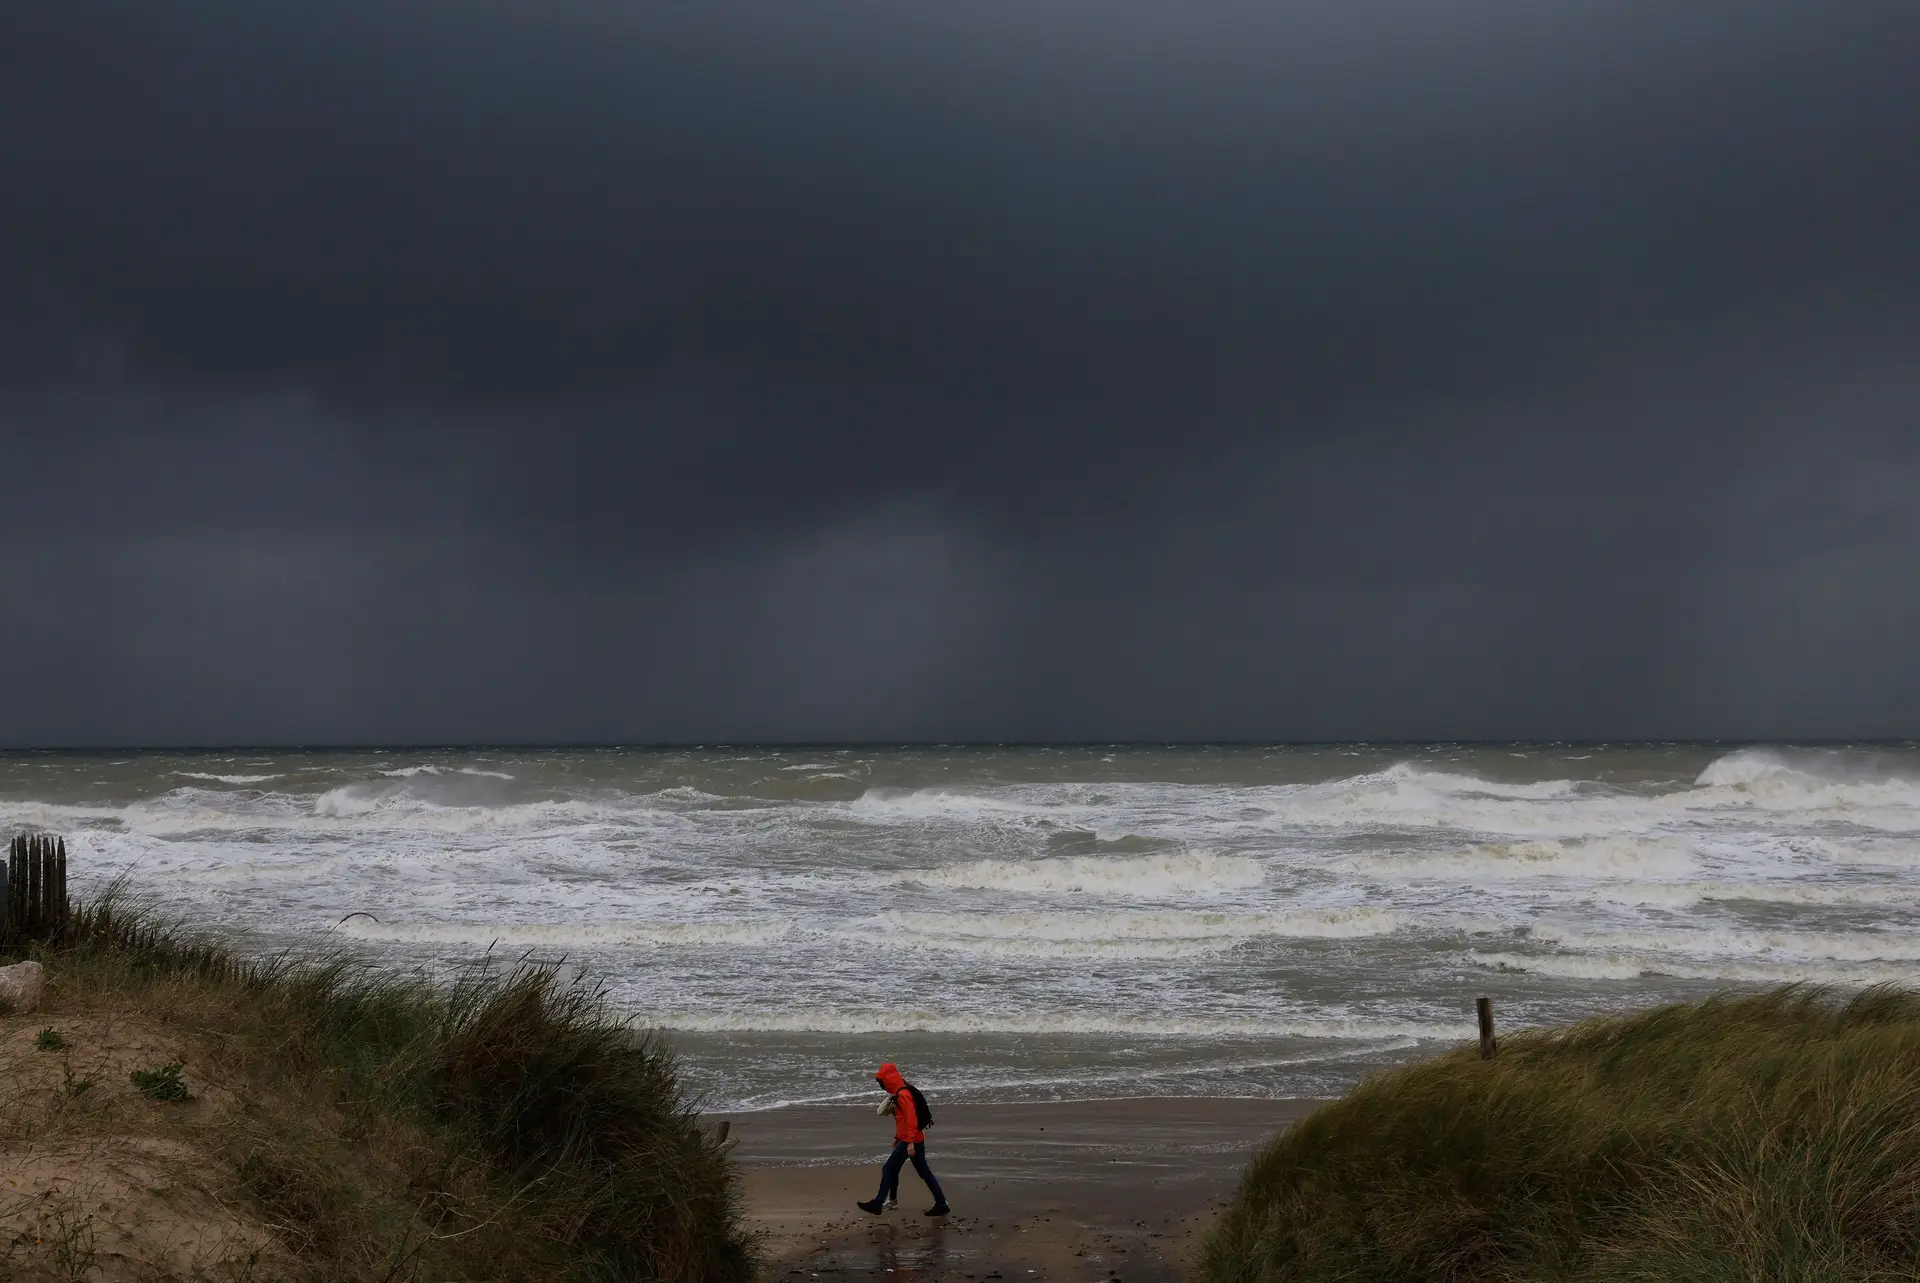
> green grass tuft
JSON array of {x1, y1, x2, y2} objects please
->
[
  {"x1": 130, "y1": 1060, "x2": 192, "y2": 1101},
  {"x1": 34, "y1": 1026, "x2": 65, "y2": 1050},
  {"x1": 1202, "y1": 986, "x2": 1920, "y2": 1283}
]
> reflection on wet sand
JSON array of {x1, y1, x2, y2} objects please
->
[{"x1": 739, "y1": 1098, "x2": 1315, "y2": 1281}]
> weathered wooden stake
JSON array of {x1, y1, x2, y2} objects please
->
[
  {"x1": 1477, "y1": 996, "x2": 1497, "y2": 1060},
  {"x1": 716, "y1": 1119, "x2": 730, "y2": 1144},
  {"x1": 26, "y1": 837, "x2": 41, "y2": 937}
]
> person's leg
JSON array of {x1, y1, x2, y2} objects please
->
[
  {"x1": 860, "y1": 1142, "x2": 910, "y2": 1212},
  {"x1": 908, "y1": 1143, "x2": 948, "y2": 1210},
  {"x1": 876, "y1": 1142, "x2": 909, "y2": 1202}
]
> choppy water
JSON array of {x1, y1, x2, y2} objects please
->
[{"x1": 5, "y1": 744, "x2": 1918, "y2": 1110}]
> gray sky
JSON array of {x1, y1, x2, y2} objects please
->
[{"x1": 3, "y1": 0, "x2": 1918, "y2": 744}]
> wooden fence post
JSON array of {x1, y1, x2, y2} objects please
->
[
  {"x1": 26, "y1": 836, "x2": 41, "y2": 938},
  {"x1": 1477, "y1": 996, "x2": 1497, "y2": 1060},
  {"x1": 0, "y1": 834, "x2": 71, "y2": 948}
]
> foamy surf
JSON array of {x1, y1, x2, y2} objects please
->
[
  {"x1": 332, "y1": 918, "x2": 794, "y2": 948},
  {"x1": 891, "y1": 851, "x2": 1264, "y2": 894},
  {"x1": 174, "y1": 772, "x2": 286, "y2": 785},
  {"x1": 9, "y1": 742, "x2": 1920, "y2": 1108}
]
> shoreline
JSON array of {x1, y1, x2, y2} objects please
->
[{"x1": 729, "y1": 1096, "x2": 1321, "y2": 1281}]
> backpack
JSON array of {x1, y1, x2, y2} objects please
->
[{"x1": 904, "y1": 1082, "x2": 934, "y2": 1131}]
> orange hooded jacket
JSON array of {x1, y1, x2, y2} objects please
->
[{"x1": 874, "y1": 1063, "x2": 922, "y2": 1145}]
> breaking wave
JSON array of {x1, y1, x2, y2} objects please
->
[
  {"x1": 1530, "y1": 924, "x2": 1920, "y2": 964},
  {"x1": 1369, "y1": 837, "x2": 1692, "y2": 881},
  {"x1": 173, "y1": 772, "x2": 284, "y2": 785},
  {"x1": 894, "y1": 851, "x2": 1264, "y2": 894},
  {"x1": 11, "y1": 743, "x2": 1920, "y2": 1110},
  {"x1": 1472, "y1": 951, "x2": 1920, "y2": 986},
  {"x1": 863, "y1": 907, "x2": 1398, "y2": 958},
  {"x1": 380, "y1": 764, "x2": 517, "y2": 780},
  {"x1": 632, "y1": 1007, "x2": 1460, "y2": 1039},
  {"x1": 333, "y1": 918, "x2": 792, "y2": 948}
]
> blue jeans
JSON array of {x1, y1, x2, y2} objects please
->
[{"x1": 876, "y1": 1140, "x2": 946, "y2": 1206}]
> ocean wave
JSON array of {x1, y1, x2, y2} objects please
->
[
  {"x1": 1591, "y1": 880, "x2": 1920, "y2": 909},
  {"x1": 1369, "y1": 837, "x2": 1692, "y2": 881},
  {"x1": 1380, "y1": 764, "x2": 1581, "y2": 800},
  {"x1": 380, "y1": 764, "x2": 517, "y2": 780},
  {"x1": 1679, "y1": 748, "x2": 1920, "y2": 823},
  {"x1": 315, "y1": 773, "x2": 519, "y2": 816},
  {"x1": 1472, "y1": 950, "x2": 1920, "y2": 986},
  {"x1": 1694, "y1": 747, "x2": 1920, "y2": 790},
  {"x1": 723, "y1": 1041, "x2": 1422, "y2": 1110},
  {"x1": 892, "y1": 851, "x2": 1264, "y2": 895},
  {"x1": 1470, "y1": 951, "x2": 1650, "y2": 981},
  {"x1": 850, "y1": 787, "x2": 1076, "y2": 824},
  {"x1": 332, "y1": 918, "x2": 792, "y2": 948},
  {"x1": 860, "y1": 907, "x2": 1398, "y2": 958},
  {"x1": 1530, "y1": 924, "x2": 1920, "y2": 964},
  {"x1": 1228, "y1": 751, "x2": 1920, "y2": 835},
  {"x1": 632, "y1": 1007, "x2": 1461, "y2": 1039},
  {"x1": 173, "y1": 772, "x2": 285, "y2": 785}
]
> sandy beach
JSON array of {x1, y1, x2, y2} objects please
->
[{"x1": 729, "y1": 1097, "x2": 1319, "y2": 1282}]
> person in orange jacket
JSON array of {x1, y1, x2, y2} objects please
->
[{"x1": 857, "y1": 1063, "x2": 950, "y2": 1216}]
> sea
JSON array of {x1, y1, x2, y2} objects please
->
[{"x1": 4, "y1": 744, "x2": 1918, "y2": 1112}]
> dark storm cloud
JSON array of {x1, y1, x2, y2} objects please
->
[{"x1": 1, "y1": 0, "x2": 1917, "y2": 743}]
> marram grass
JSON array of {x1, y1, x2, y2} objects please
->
[
  {"x1": 1203, "y1": 987, "x2": 1920, "y2": 1283},
  {"x1": 5, "y1": 889, "x2": 754, "y2": 1283}
]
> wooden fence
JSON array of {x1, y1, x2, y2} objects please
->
[{"x1": 1, "y1": 832, "x2": 69, "y2": 952}]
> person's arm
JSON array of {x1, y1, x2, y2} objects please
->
[
  {"x1": 893, "y1": 1089, "x2": 917, "y2": 1145},
  {"x1": 902, "y1": 1089, "x2": 923, "y2": 1153}
]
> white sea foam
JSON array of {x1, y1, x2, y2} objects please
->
[
  {"x1": 12, "y1": 744, "x2": 1920, "y2": 1111},
  {"x1": 333, "y1": 918, "x2": 793, "y2": 948},
  {"x1": 894, "y1": 851, "x2": 1264, "y2": 894},
  {"x1": 173, "y1": 772, "x2": 284, "y2": 785},
  {"x1": 723, "y1": 1041, "x2": 1430, "y2": 1111},
  {"x1": 861, "y1": 907, "x2": 1397, "y2": 958},
  {"x1": 1591, "y1": 881, "x2": 1920, "y2": 909},
  {"x1": 1370, "y1": 837, "x2": 1692, "y2": 881},
  {"x1": 380, "y1": 764, "x2": 517, "y2": 780},
  {"x1": 1531, "y1": 924, "x2": 1920, "y2": 963},
  {"x1": 1381, "y1": 765, "x2": 1581, "y2": 800},
  {"x1": 1679, "y1": 749, "x2": 1920, "y2": 825},
  {"x1": 631, "y1": 1007, "x2": 1461, "y2": 1039},
  {"x1": 1472, "y1": 951, "x2": 1920, "y2": 986},
  {"x1": 1471, "y1": 952, "x2": 1650, "y2": 981},
  {"x1": 850, "y1": 788, "x2": 1075, "y2": 824}
]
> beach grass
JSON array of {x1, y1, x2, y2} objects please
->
[
  {"x1": 2, "y1": 891, "x2": 754, "y2": 1282},
  {"x1": 1202, "y1": 986, "x2": 1920, "y2": 1283}
]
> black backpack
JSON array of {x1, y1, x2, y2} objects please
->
[{"x1": 904, "y1": 1082, "x2": 934, "y2": 1131}]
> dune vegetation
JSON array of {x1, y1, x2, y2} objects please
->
[
  {"x1": 1203, "y1": 986, "x2": 1920, "y2": 1283},
  {"x1": 0, "y1": 892, "x2": 753, "y2": 1283}
]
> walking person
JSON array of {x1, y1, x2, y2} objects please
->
[{"x1": 858, "y1": 1063, "x2": 950, "y2": 1217}]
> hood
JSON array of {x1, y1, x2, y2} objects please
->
[{"x1": 875, "y1": 1063, "x2": 906, "y2": 1093}]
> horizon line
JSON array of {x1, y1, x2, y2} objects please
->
[{"x1": 1, "y1": 738, "x2": 1915, "y2": 754}]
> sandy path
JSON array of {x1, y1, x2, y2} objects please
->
[{"x1": 728, "y1": 1098, "x2": 1318, "y2": 1282}]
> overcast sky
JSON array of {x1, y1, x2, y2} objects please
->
[{"x1": 3, "y1": 0, "x2": 1918, "y2": 744}]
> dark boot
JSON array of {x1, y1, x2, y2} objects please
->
[
  {"x1": 925, "y1": 1203, "x2": 950, "y2": 1217},
  {"x1": 857, "y1": 1199, "x2": 885, "y2": 1215}
]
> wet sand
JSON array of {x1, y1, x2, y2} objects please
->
[{"x1": 728, "y1": 1098, "x2": 1320, "y2": 1282}]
